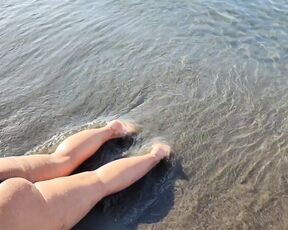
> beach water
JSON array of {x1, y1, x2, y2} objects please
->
[{"x1": 1, "y1": 0, "x2": 288, "y2": 229}]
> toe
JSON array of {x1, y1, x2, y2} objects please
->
[
  {"x1": 107, "y1": 119, "x2": 139, "y2": 138},
  {"x1": 121, "y1": 120, "x2": 139, "y2": 135}
]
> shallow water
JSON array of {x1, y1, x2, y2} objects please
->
[{"x1": 1, "y1": 0, "x2": 288, "y2": 229}]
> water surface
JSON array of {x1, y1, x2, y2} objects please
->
[{"x1": 1, "y1": 0, "x2": 288, "y2": 229}]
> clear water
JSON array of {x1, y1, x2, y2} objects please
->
[{"x1": 1, "y1": 0, "x2": 288, "y2": 229}]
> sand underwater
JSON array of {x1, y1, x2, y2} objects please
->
[{"x1": 1, "y1": 0, "x2": 288, "y2": 229}]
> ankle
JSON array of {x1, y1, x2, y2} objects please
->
[
  {"x1": 149, "y1": 152, "x2": 162, "y2": 163},
  {"x1": 150, "y1": 143, "x2": 171, "y2": 160},
  {"x1": 105, "y1": 124, "x2": 119, "y2": 139}
]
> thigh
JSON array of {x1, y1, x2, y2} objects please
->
[
  {"x1": 0, "y1": 154, "x2": 71, "y2": 182},
  {"x1": 34, "y1": 171, "x2": 105, "y2": 229},
  {"x1": 0, "y1": 172, "x2": 104, "y2": 230},
  {"x1": 0, "y1": 178, "x2": 55, "y2": 230}
]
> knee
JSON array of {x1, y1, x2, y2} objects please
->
[
  {"x1": 94, "y1": 170, "x2": 111, "y2": 198},
  {"x1": 54, "y1": 142, "x2": 69, "y2": 155},
  {"x1": 50, "y1": 152, "x2": 74, "y2": 176},
  {"x1": 52, "y1": 143, "x2": 76, "y2": 166}
]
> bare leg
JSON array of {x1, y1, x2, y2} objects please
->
[
  {"x1": 0, "y1": 143, "x2": 170, "y2": 230},
  {"x1": 0, "y1": 120, "x2": 137, "y2": 182}
]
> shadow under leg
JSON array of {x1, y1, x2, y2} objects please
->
[
  {"x1": 0, "y1": 120, "x2": 137, "y2": 182},
  {"x1": 32, "y1": 144, "x2": 170, "y2": 229}
]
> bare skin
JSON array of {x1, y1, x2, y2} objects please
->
[
  {"x1": 0, "y1": 120, "x2": 137, "y2": 182},
  {"x1": 0, "y1": 120, "x2": 171, "y2": 230}
]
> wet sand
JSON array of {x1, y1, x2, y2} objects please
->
[{"x1": 1, "y1": 0, "x2": 288, "y2": 229}]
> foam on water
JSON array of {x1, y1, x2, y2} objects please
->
[{"x1": 1, "y1": 0, "x2": 288, "y2": 229}]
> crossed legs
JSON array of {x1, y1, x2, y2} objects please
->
[{"x1": 0, "y1": 120, "x2": 171, "y2": 230}]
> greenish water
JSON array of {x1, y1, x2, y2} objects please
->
[{"x1": 1, "y1": 0, "x2": 288, "y2": 229}]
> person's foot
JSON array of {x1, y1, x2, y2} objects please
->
[
  {"x1": 150, "y1": 143, "x2": 171, "y2": 160},
  {"x1": 107, "y1": 120, "x2": 139, "y2": 138}
]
